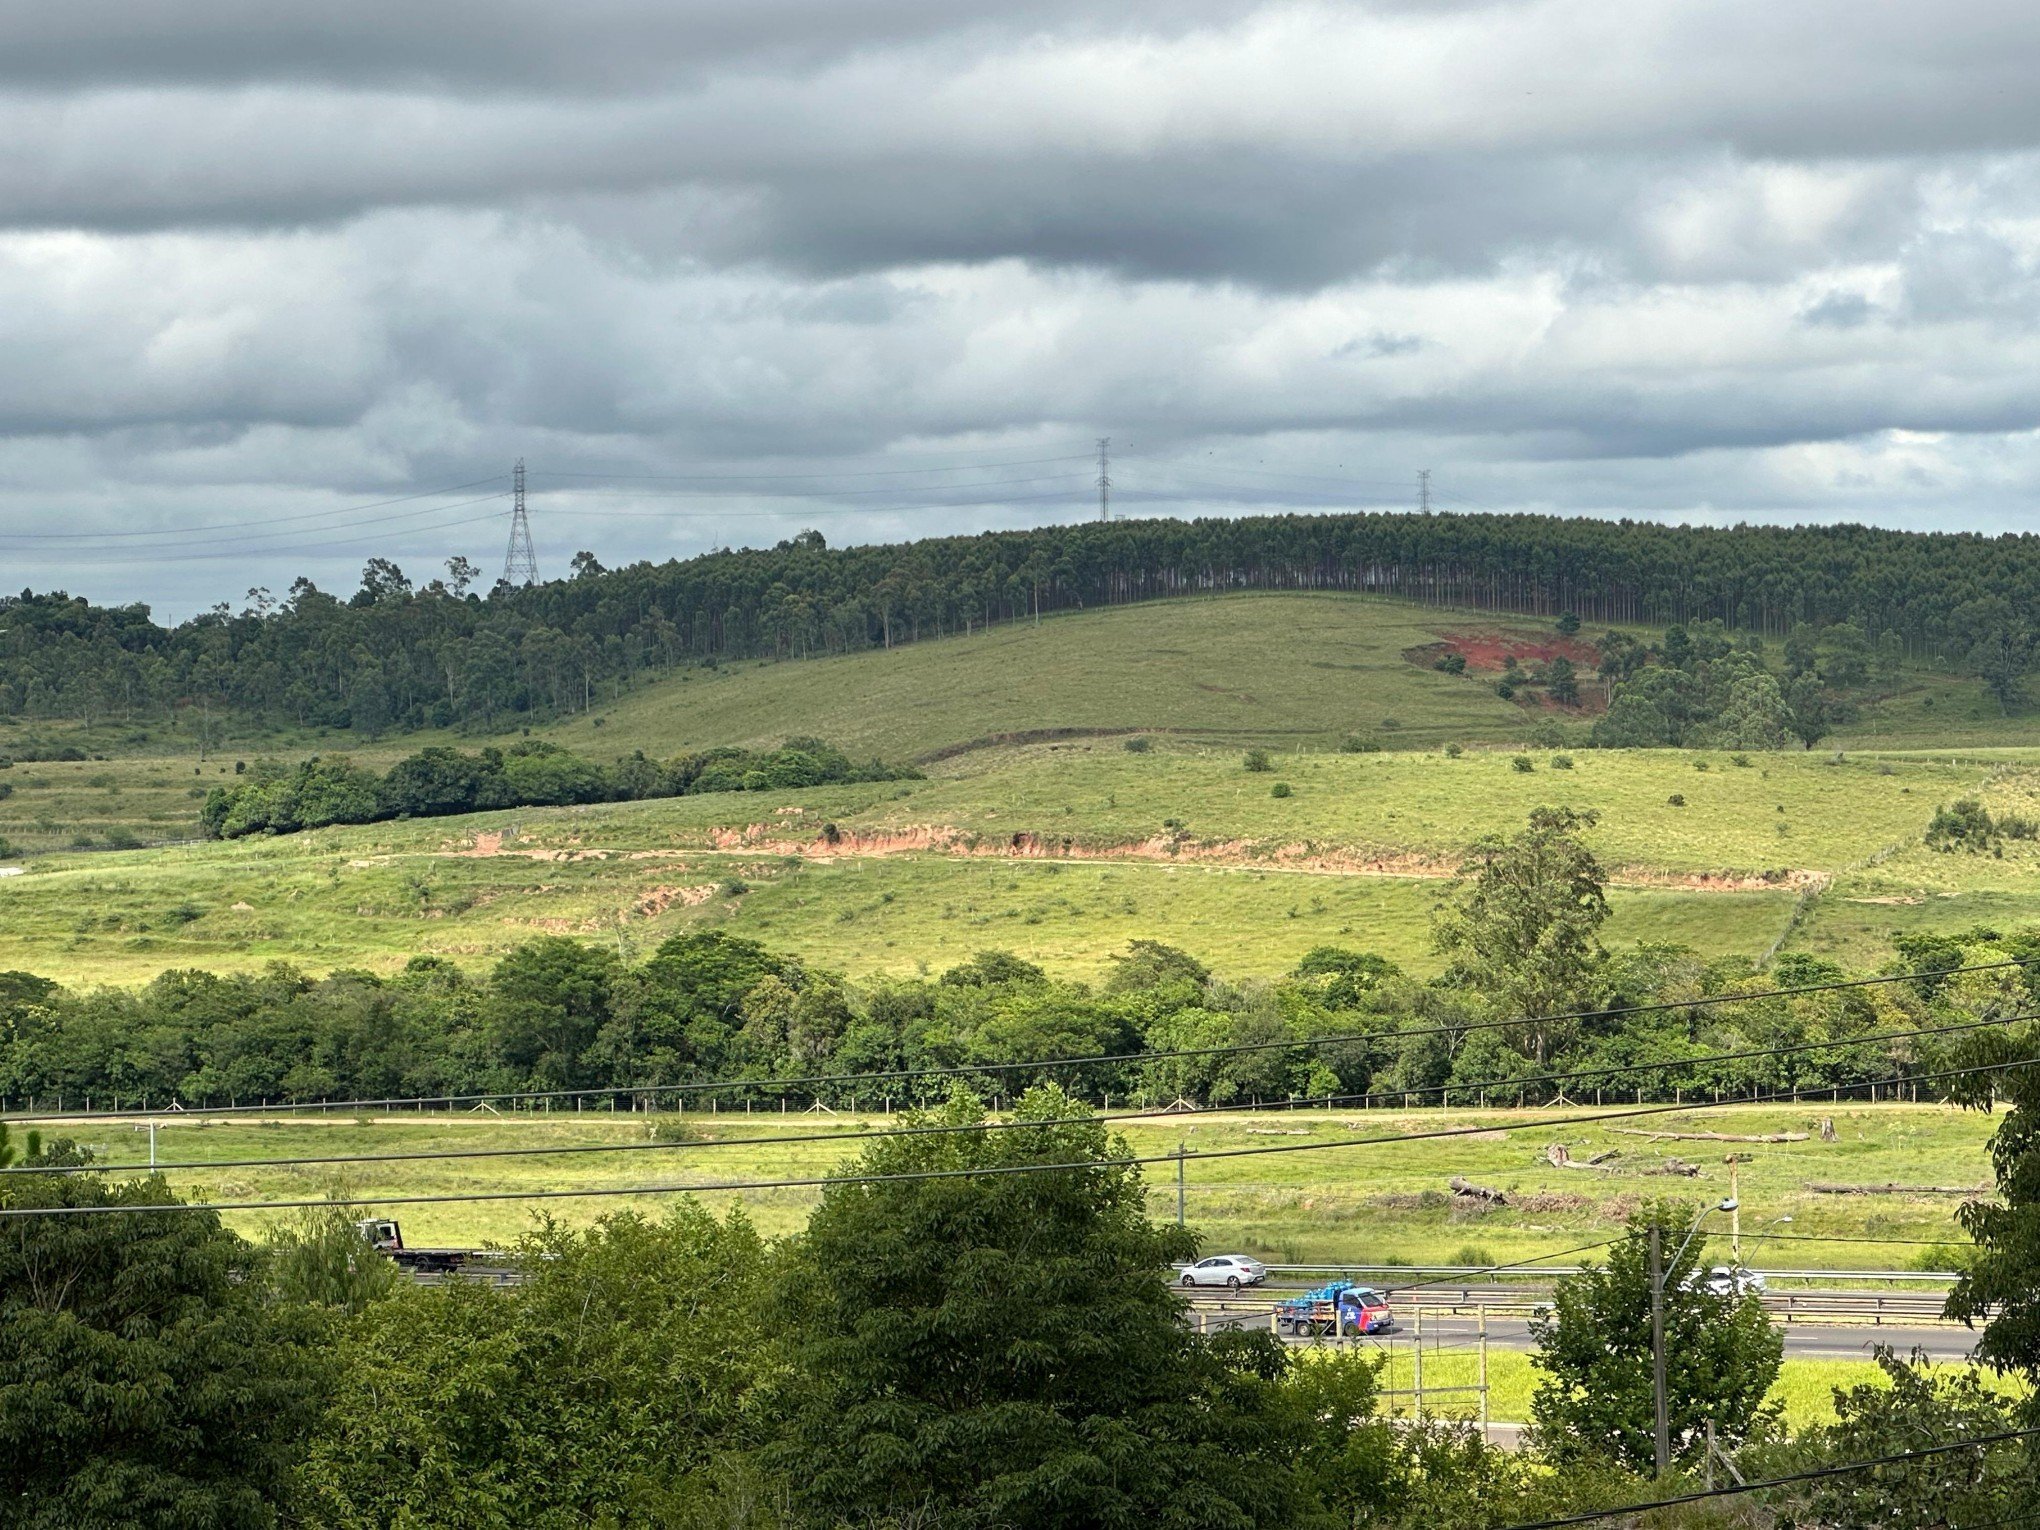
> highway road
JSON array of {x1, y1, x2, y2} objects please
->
[
  {"x1": 1409, "y1": 1310, "x2": 1974, "y2": 1363},
  {"x1": 1185, "y1": 1285, "x2": 1977, "y2": 1362}
]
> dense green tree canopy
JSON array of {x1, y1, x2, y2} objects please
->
[
  {"x1": 770, "y1": 1085, "x2": 1327, "y2": 1529},
  {"x1": 7, "y1": 509, "x2": 2037, "y2": 735},
  {"x1": 1529, "y1": 1203, "x2": 1783, "y2": 1474},
  {"x1": 0, "y1": 1171, "x2": 322, "y2": 1528}
]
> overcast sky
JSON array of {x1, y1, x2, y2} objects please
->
[{"x1": 6, "y1": 1, "x2": 2040, "y2": 616}]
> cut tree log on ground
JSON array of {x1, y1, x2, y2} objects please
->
[
  {"x1": 1805, "y1": 1182, "x2": 1990, "y2": 1197},
  {"x1": 1607, "y1": 1128, "x2": 1810, "y2": 1144},
  {"x1": 1546, "y1": 1144, "x2": 1620, "y2": 1171},
  {"x1": 1448, "y1": 1176, "x2": 1507, "y2": 1204},
  {"x1": 1639, "y1": 1158, "x2": 1702, "y2": 1177}
]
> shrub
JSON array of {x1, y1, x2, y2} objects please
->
[
  {"x1": 1271, "y1": 782, "x2": 1292, "y2": 799},
  {"x1": 1551, "y1": 754, "x2": 1574, "y2": 770},
  {"x1": 1495, "y1": 680, "x2": 1516, "y2": 700},
  {"x1": 1926, "y1": 798, "x2": 2035, "y2": 853},
  {"x1": 1122, "y1": 736, "x2": 1152, "y2": 753},
  {"x1": 1530, "y1": 720, "x2": 1568, "y2": 748},
  {"x1": 0, "y1": 782, "x2": 11, "y2": 801},
  {"x1": 1339, "y1": 734, "x2": 1380, "y2": 754},
  {"x1": 0, "y1": 836, "x2": 17, "y2": 859},
  {"x1": 1730, "y1": 753, "x2": 1751, "y2": 768},
  {"x1": 102, "y1": 827, "x2": 143, "y2": 851},
  {"x1": 1443, "y1": 742, "x2": 1464, "y2": 759},
  {"x1": 1434, "y1": 651, "x2": 1467, "y2": 674},
  {"x1": 1243, "y1": 749, "x2": 1272, "y2": 773},
  {"x1": 1668, "y1": 793, "x2": 1686, "y2": 807},
  {"x1": 1511, "y1": 756, "x2": 1534, "y2": 773},
  {"x1": 1556, "y1": 611, "x2": 1581, "y2": 635},
  {"x1": 1379, "y1": 717, "x2": 1402, "y2": 731}
]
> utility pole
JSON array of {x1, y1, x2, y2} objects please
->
[
  {"x1": 502, "y1": 459, "x2": 539, "y2": 586},
  {"x1": 1729, "y1": 1159, "x2": 1743, "y2": 1264},
  {"x1": 1650, "y1": 1224, "x2": 1670, "y2": 1477},
  {"x1": 1097, "y1": 437, "x2": 1111, "y2": 521},
  {"x1": 1176, "y1": 1142, "x2": 1186, "y2": 1226},
  {"x1": 1417, "y1": 468, "x2": 1432, "y2": 514}
]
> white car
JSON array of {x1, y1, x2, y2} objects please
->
[
  {"x1": 1694, "y1": 1266, "x2": 1766, "y2": 1297},
  {"x1": 1179, "y1": 1255, "x2": 1268, "y2": 1290}
]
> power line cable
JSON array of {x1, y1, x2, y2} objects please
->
[
  {"x1": 14, "y1": 1007, "x2": 2022, "y2": 1179},
  {"x1": 8, "y1": 492, "x2": 511, "y2": 556},
  {"x1": 529, "y1": 454, "x2": 1095, "y2": 482},
  {"x1": 0, "y1": 477, "x2": 506, "y2": 541},
  {"x1": 11, "y1": 954, "x2": 2030, "y2": 1126},
  {"x1": 538, "y1": 489, "x2": 1090, "y2": 519},
  {"x1": 3, "y1": 1055, "x2": 2026, "y2": 1220},
  {"x1": 41, "y1": 504, "x2": 513, "y2": 568},
  {"x1": 1492, "y1": 1424, "x2": 2040, "y2": 1530},
  {"x1": 548, "y1": 473, "x2": 1090, "y2": 502}
]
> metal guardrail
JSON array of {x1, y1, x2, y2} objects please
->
[{"x1": 1250, "y1": 1263, "x2": 1959, "y2": 1284}]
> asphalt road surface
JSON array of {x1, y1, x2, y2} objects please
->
[{"x1": 1409, "y1": 1310, "x2": 1974, "y2": 1363}]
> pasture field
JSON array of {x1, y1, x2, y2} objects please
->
[
  {"x1": 0, "y1": 734, "x2": 2029, "y2": 983},
  {"x1": 533, "y1": 593, "x2": 1544, "y2": 759},
  {"x1": 69, "y1": 1102, "x2": 1988, "y2": 1264},
  {"x1": 1359, "y1": 1352, "x2": 2017, "y2": 1432},
  {"x1": 37, "y1": 1097, "x2": 1997, "y2": 1431},
  {"x1": 5, "y1": 589, "x2": 2040, "y2": 986}
]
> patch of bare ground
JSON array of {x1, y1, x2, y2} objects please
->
[{"x1": 688, "y1": 822, "x2": 1823, "y2": 893}]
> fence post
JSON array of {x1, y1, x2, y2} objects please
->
[
  {"x1": 1413, "y1": 1306, "x2": 1424, "y2": 1420},
  {"x1": 1478, "y1": 1308, "x2": 1489, "y2": 1443}
]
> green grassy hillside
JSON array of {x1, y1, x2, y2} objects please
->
[
  {"x1": 536, "y1": 594, "x2": 1556, "y2": 760},
  {"x1": 7, "y1": 590, "x2": 2040, "y2": 985},
  {"x1": 2, "y1": 736, "x2": 2022, "y2": 985}
]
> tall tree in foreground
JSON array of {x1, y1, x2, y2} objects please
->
[
  {"x1": 771, "y1": 1086, "x2": 1338, "y2": 1529},
  {"x1": 1949, "y1": 1023, "x2": 2040, "y2": 1393},
  {"x1": 1529, "y1": 1203, "x2": 1782, "y2": 1474},
  {"x1": 297, "y1": 1205, "x2": 774, "y2": 1528},
  {"x1": 1435, "y1": 806, "x2": 1609, "y2": 1064},
  {"x1": 0, "y1": 1168, "x2": 321, "y2": 1528},
  {"x1": 1789, "y1": 1349, "x2": 2038, "y2": 1526}
]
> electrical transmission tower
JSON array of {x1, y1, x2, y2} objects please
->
[
  {"x1": 1097, "y1": 438, "x2": 1111, "y2": 521},
  {"x1": 502, "y1": 459, "x2": 539, "y2": 586},
  {"x1": 1417, "y1": 468, "x2": 1432, "y2": 514}
]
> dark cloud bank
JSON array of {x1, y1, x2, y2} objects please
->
[{"x1": 3, "y1": 0, "x2": 2039, "y2": 613}]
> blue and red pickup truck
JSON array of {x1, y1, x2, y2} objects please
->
[{"x1": 1276, "y1": 1281, "x2": 1394, "y2": 1338}]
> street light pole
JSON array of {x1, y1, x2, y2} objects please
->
[
  {"x1": 1650, "y1": 1225, "x2": 1669, "y2": 1476},
  {"x1": 1651, "y1": 1197, "x2": 1737, "y2": 1478}
]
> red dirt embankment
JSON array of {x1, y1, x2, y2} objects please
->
[
  {"x1": 698, "y1": 822, "x2": 1820, "y2": 893},
  {"x1": 1435, "y1": 630, "x2": 1601, "y2": 673}
]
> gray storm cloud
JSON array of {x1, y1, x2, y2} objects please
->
[{"x1": 2, "y1": 0, "x2": 2039, "y2": 612}]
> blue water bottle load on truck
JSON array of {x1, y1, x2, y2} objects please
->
[{"x1": 1276, "y1": 1281, "x2": 1394, "y2": 1338}]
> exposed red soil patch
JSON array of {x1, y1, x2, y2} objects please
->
[
  {"x1": 1435, "y1": 630, "x2": 1601, "y2": 672},
  {"x1": 698, "y1": 822, "x2": 1822, "y2": 893}
]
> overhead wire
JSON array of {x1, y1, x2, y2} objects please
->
[
  {"x1": 1492, "y1": 1424, "x2": 2040, "y2": 1530},
  {"x1": 10, "y1": 1006, "x2": 2026, "y2": 1180},
  {"x1": 9, "y1": 953, "x2": 2031, "y2": 1126},
  {"x1": 2, "y1": 1054, "x2": 2029, "y2": 1220},
  {"x1": 0, "y1": 476, "x2": 506, "y2": 542},
  {"x1": 49, "y1": 502, "x2": 513, "y2": 566},
  {"x1": 528, "y1": 454, "x2": 1095, "y2": 482}
]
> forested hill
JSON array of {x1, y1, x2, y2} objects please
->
[{"x1": 5, "y1": 510, "x2": 2036, "y2": 736}]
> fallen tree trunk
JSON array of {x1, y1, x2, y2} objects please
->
[
  {"x1": 1608, "y1": 1128, "x2": 1810, "y2": 1144},
  {"x1": 1638, "y1": 1158, "x2": 1702, "y2": 1177},
  {"x1": 1448, "y1": 1176, "x2": 1507, "y2": 1204},
  {"x1": 1805, "y1": 1181, "x2": 1989, "y2": 1197},
  {"x1": 1547, "y1": 1144, "x2": 1619, "y2": 1171}
]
